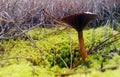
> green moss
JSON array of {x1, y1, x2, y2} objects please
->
[
  {"x1": 0, "y1": 62, "x2": 33, "y2": 77},
  {"x1": 0, "y1": 62, "x2": 55, "y2": 77},
  {"x1": 0, "y1": 26, "x2": 120, "y2": 77}
]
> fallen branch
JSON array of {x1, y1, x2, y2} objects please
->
[
  {"x1": 43, "y1": 9, "x2": 71, "y2": 27},
  {"x1": 88, "y1": 32, "x2": 120, "y2": 54},
  {"x1": 0, "y1": 56, "x2": 31, "y2": 61},
  {"x1": 59, "y1": 55, "x2": 69, "y2": 68},
  {"x1": 0, "y1": 17, "x2": 14, "y2": 23},
  {"x1": 56, "y1": 65, "x2": 120, "y2": 77},
  {"x1": 0, "y1": 23, "x2": 42, "y2": 40}
]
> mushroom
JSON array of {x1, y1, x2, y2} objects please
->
[{"x1": 61, "y1": 12, "x2": 97, "y2": 61}]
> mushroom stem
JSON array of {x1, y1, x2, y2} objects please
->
[{"x1": 78, "y1": 31, "x2": 87, "y2": 60}]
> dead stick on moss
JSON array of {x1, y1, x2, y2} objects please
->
[
  {"x1": 14, "y1": 24, "x2": 46, "y2": 67},
  {"x1": 68, "y1": 32, "x2": 73, "y2": 69},
  {"x1": 0, "y1": 56, "x2": 31, "y2": 61},
  {"x1": 56, "y1": 65, "x2": 119, "y2": 77},
  {"x1": 88, "y1": 32, "x2": 120, "y2": 54},
  {"x1": 59, "y1": 55, "x2": 69, "y2": 68},
  {"x1": 96, "y1": 38, "x2": 120, "y2": 51}
]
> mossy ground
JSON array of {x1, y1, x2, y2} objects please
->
[{"x1": 0, "y1": 26, "x2": 120, "y2": 77}]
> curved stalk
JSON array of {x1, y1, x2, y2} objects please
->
[{"x1": 78, "y1": 31, "x2": 87, "y2": 60}]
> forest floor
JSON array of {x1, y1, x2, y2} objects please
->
[{"x1": 0, "y1": 26, "x2": 120, "y2": 77}]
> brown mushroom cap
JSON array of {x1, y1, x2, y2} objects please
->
[{"x1": 61, "y1": 12, "x2": 97, "y2": 31}]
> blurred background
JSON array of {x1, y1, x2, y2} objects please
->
[{"x1": 0, "y1": 0, "x2": 120, "y2": 39}]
